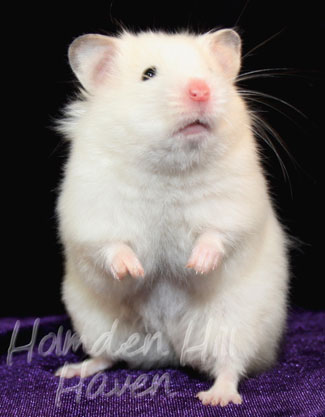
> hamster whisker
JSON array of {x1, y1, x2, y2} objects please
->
[
  {"x1": 239, "y1": 88, "x2": 303, "y2": 171},
  {"x1": 242, "y1": 28, "x2": 285, "y2": 60},
  {"x1": 236, "y1": 67, "x2": 316, "y2": 86},
  {"x1": 238, "y1": 88, "x2": 306, "y2": 119},
  {"x1": 249, "y1": 110, "x2": 293, "y2": 194}
]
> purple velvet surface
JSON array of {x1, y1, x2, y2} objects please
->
[{"x1": 0, "y1": 310, "x2": 324, "y2": 417}]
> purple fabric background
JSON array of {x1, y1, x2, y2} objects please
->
[{"x1": 0, "y1": 309, "x2": 324, "y2": 417}]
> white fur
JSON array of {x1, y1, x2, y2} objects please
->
[{"x1": 56, "y1": 30, "x2": 289, "y2": 405}]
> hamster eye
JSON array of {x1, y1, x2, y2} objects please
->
[{"x1": 142, "y1": 67, "x2": 157, "y2": 81}]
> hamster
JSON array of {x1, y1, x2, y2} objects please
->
[{"x1": 55, "y1": 29, "x2": 289, "y2": 407}]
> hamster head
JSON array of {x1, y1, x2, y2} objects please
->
[{"x1": 66, "y1": 29, "x2": 246, "y2": 173}]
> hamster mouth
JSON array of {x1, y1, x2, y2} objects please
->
[{"x1": 175, "y1": 119, "x2": 211, "y2": 137}]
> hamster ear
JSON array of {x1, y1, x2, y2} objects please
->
[
  {"x1": 68, "y1": 34, "x2": 117, "y2": 91},
  {"x1": 207, "y1": 29, "x2": 242, "y2": 79}
]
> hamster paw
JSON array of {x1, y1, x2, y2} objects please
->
[
  {"x1": 109, "y1": 244, "x2": 144, "y2": 280},
  {"x1": 196, "y1": 387, "x2": 242, "y2": 407},
  {"x1": 55, "y1": 357, "x2": 112, "y2": 379},
  {"x1": 186, "y1": 241, "x2": 222, "y2": 274}
]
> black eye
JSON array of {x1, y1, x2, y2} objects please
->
[{"x1": 142, "y1": 67, "x2": 157, "y2": 81}]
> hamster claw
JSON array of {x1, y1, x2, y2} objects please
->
[
  {"x1": 186, "y1": 241, "x2": 222, "y2": 275},
  {"x1": 109, "y1": 244, "x2": 145, "y2": 280}
]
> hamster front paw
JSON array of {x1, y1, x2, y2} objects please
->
[
  {"x1": 186, "y1": 231, "x2": 224, "y2": 274},
  {"x1": 108, "y1": 243, "x2": 145, "y2": 280}
]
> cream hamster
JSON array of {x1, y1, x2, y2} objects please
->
[{"x1": 55, "y1": 29, "x2": 289, "y2": 406}]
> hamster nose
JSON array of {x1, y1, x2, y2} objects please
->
[{"x1": 188, "y1": 79, "x2": 210, "y2": 102}]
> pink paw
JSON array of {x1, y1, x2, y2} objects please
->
[
  {"x1": 109, "y1": 244, "x2": 144, "y2": 280},
  {"x1": 55, "y1": 357, "x2": 112, "y2": 379},
  {"x1": 186, "y1": 240, "x2": 222, "y2": 274},
  {"x1": 196, "y1": 388, "x2": 242, "y2": 407}
]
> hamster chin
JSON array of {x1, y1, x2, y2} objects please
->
[
  {"x1": 135, "y1": 131, "x2": 205, "y2": 175},
  {"x1": 142, "y1": 133, "x2": 214, "y2": 175},
  {"x1": 137, "y1": 111, "x2": 220, "y2": 174}
]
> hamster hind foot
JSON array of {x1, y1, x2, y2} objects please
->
[
  {"x1": 55, "y1": 356, "x2": 113, "y2": 379},
  {"x1": 196, "y1": 369, "x2": 242, "y2": 407}
]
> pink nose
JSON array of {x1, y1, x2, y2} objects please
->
[{"x1": 188, "y1": 79, "x2": 210, "y2": 102}]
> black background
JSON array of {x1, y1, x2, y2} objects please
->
[{"x1": 3, "y1": 0, "x2": 323, "y2": 317}]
